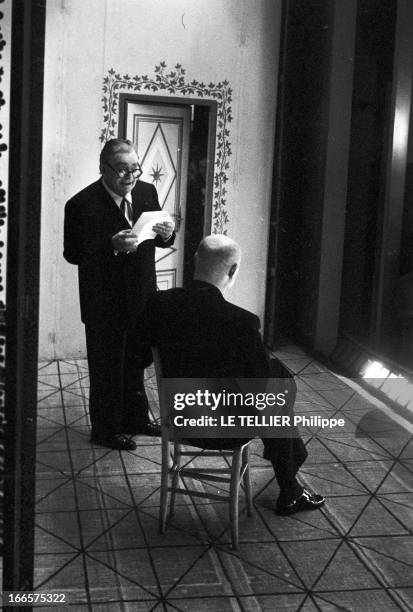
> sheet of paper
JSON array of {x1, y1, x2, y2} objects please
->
[{"x1": 132, "y1": 210, "x2": 173, "y2": 246}]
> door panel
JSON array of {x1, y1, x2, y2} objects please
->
[{"x1": 125, "y1": 103, "x2": 190, "y2": 288}]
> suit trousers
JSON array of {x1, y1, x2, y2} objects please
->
[
  {"x1": 188, "y1": 436, "x2": 307, "y2": 501},
  {"x1": 187, "y1": 358, "x2": 307, "y2": 501},
  {"x1": 85, "y1": 322, "x2": 149, "y2": 439}
]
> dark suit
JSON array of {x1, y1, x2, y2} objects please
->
[
  {"x1": 144, "y1": 280, "x2": 308, "y2": 500},
  {"x1": 64, "y1": 178, "x2": 175, "y2": 439}
]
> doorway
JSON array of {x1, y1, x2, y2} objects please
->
[
  {"x1": 124, "y1": 101, "x2": 190, "y2": 288},
  {"x1": 119, "y1": 95, "x2": 215, "y2": 288}
]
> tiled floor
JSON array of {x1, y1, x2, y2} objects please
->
[{"x1": 34, "y1": 347, "x2": 413, "y2": 611}]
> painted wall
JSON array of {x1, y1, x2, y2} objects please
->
[
  {"x1": 39, "y1": 0, "x2": 281, "y2": 359},
  {"x1": 1, "y1": 1, "x2": 10, "y2": 424},
  {"x1": 1, "y1": 1, "x2": 10, "y2": 312}
]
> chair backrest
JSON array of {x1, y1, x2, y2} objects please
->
[
  {"x1": 152, "y1": 346, "x2": 175, "y2": 442},
  {"x1": 152, "y1": 346, "x2": 163, "y2": 382},
  {"x1": 152, "y1": 349, "x2": 253, "y2": 549}
]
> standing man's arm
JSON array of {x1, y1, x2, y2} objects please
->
[{"x1": 63, "y1": 198, "x2": 83, "y2": 265}]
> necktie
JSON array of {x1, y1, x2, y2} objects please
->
[{"x1": 120, "y1": 198, "x2": 132, "y2": 226}]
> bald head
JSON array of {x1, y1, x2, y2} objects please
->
[{"x1": 194, "y1": 234, "x2": 241, "y2": 291}]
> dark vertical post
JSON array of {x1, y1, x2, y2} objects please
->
[
  {"x1": 4, "y1": 0, "x2": 46, "y2": 594},
  {"x1": 265, "y1": 0, "x2": 335, "y2": 348},
  {"x1": 265, "y1": 0, "x2": 356, "y2": 356},
  {"x1": 372, "y1": 0, "x2": 413, "y2": 348},
  {"x1": 314, "y1": 0, "x2": 357, "y2": 353},
  {"x1": 264, "y1": 0, "x2": 289, "y2": 346}
]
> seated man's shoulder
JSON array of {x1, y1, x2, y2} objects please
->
[
  {"x1": 157, "y1": 286, "x2": 185, "y2": 297},
  {"x1": 147, "y1": 288, "x2": 188, "y2": 324},
  {"x1": 152, "y1": 287, "x2": 186, "y2": 306},
  {"x1": 225, "y1": 300, "x2": 260, "y2": 330}
]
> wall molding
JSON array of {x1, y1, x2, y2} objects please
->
[
  {"x1": 101, "y1": 62, "x2": 232, "y2": 233},
  {"x1": 0, "y1": 0, "x2": 6, "y2": 356},
  {"x1": 0, "y1": 0, "x2": 7, "y2": 549}
]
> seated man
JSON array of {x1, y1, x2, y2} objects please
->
[{"x1": 144, "y1": 234, "x2": 325, "y2": 515}]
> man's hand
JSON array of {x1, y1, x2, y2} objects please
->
[
  {"x1": 112, "y1": 229, "x2": 138, "y2": 253},
  {"x1": 153, "y1": 221, "x2": 174, "y2": 241}
]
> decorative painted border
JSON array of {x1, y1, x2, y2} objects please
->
[
  {"x1": 101, "y1": 62, "x2": 232, "y2": 233},
  {"x1": 0, "y1": 0, "x2": 6, "y2": 548}
]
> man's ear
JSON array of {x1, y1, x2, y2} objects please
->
[{"x1": 228, "y1": 263, "x2": 238, "y2": 279}]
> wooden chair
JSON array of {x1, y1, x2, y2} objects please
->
[{"x1": 152, "y1": 347, "x2": 253, "y2": 550}]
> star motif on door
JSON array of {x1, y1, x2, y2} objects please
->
[{"x1": 150, "y1": 162, "x2": 165, "y2": 185}]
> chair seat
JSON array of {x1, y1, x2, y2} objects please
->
[{"x1": 152, "y1": 347, "x2": 254, "y2": 550}]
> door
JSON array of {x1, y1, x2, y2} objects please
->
[{"x1": 125, "y1": 102, "x2": 190, "y2": 289}]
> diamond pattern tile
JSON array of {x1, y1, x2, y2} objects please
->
[{"x1": 32, "y1": 350, "x2": 412, "y2": 609}]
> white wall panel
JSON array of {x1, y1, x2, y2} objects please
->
[{"x1": 39, "y1": 0, "x2": 281, "y2": 358}]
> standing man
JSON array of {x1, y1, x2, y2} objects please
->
[
  {"x1": 64, "y1": 138, "x2": 175, "y2": 450},
  {"x1": 144, "y1": 235, "x2": 325, "y2": 515}
]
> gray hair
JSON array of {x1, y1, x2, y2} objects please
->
[{"x1": 100, "y1": 138, "x2": 137, "y2": 164}]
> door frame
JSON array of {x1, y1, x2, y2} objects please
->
[
  {"x1": 371, "y1": 0, "x2": 413, "y2": 349},
  {"x1": 118, "y1": 94, "x2": 217, "y2": 238},
  {"x1": 4, "y1": 0, "x2": 46, "y2": 592}
]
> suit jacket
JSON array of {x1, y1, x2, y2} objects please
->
[
  {"x1": 64, "y1": 179, "x2": 175, "y2": 329},
  {"x1": 144, "y1": 281, "x2": 300, "y2": 452},
  {"x1": 144, "y1": 280, "x2": 270, "y2": 378}
]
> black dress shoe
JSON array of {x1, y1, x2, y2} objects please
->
[
  {"x1": 123, "y1": 422, "x2": 161, "y2": 437},
  {"x1": 90, "y1": 433, "x2": 137, "y2": 451},
  {"x1": 276, "y1": 488, "x2": 325, "y2": 516}
]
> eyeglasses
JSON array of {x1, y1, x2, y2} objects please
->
[{"x1": 105, "y1": 160, "x2": 143, "y2": 179}]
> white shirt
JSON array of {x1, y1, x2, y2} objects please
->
[
  {"x1": 102, "y1": 179, "x2": 133, "y2": 226},
  {"x1": 102, "y1": 178, "x2": 173, "y2": 244}
]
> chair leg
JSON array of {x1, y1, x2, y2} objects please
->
[
  {"x1": 169, "y1": 443, "x2": 182, "y2": 519},
  {"x1": 229, "y1": 449, "x2": 242, "y2": 550},
  {"x1": 242, "y1": 445, "x2": 253, "y2": 517},
  {"x1": 159, "y1": 439, "x2": 170, "y2": 533}
]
